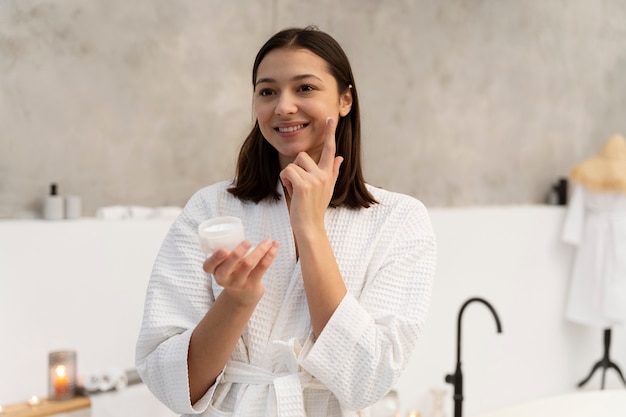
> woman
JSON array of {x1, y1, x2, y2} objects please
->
[{"x1": 136, "y1": 26, "x2": 437, "y2": 417}]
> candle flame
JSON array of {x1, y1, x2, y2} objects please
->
[{"x1": 55, "y1": 365, "x2": 67, "y2": 378}]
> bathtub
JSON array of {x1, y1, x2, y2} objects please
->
[{"x1": 477, "y1": 389, "x2": 626, "y2": 417}]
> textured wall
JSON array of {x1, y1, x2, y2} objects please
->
[{"x1": 1, "y1": 0, "x2": 626, "y2": 217}]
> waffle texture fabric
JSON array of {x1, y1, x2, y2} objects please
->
[{"x1": 136, "y1": 180, "x2": 437, "y2": 417}]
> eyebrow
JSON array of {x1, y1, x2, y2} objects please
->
[{"x1": 255, "y1": 73, "x2": 323, "y2": 87}]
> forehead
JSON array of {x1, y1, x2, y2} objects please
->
[{"x1": 256, "y1": 47, "x2": 331, "y2": 80}]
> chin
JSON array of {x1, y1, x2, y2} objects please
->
[{"x1": 276, "y1": 143, "x2": 314, "y2": 157}]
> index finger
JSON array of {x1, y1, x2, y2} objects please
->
[{"x1": 318, "y1": 116, "x2": 337, "y2": 170}]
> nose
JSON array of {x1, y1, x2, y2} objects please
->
[{"x1": 274, "y1": 92, "x2": 297, "y2": 115}]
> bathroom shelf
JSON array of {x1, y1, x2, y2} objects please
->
[{"x1": 1, "y1": 396, "x2": 90, "y2": 417}]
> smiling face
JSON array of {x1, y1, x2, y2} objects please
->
[{"x1": 253, "y1": 47, "x2": 353, "y2": 169}]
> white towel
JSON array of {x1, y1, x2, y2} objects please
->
[
  {"x1": 96, "y1": 206, "x2": 131, "y2": 220},
  {"x1": 80, "y1": 373, "x2": 103, "y2": 392},
  {"x1": 96, "y1": 206, "x2": 182, "y2": 220},
  {"x1": 80, "y1": 368, "x2": 129, "y2": 393}
]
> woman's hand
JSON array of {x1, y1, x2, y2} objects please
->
[
  {"x1": 202, "y1": 239, "x2": 280, "y2": 307},
  {"x1": 279, "y1": 117, "x2": 347, "y2": 337},
  {"x1": 279, "y1": 117, "x2": 343, "y2": 234}
]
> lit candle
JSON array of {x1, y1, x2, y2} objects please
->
[
  {"x1": 54, "y1": 365, "x2": 69, "y2": 397},
  {"x1": 27, "y1": 396, "x2": 41, "y2": 406},
  {"x1": 48, "y1": 350, "x2": 76, "y2": 400}
]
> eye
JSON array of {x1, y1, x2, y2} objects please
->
[
  {"x1": 258, "y1": 88, "x2": 275, "y2": 97},
  {"x1": 298, "y1": 84, "x2": 315, "y2": 93}
]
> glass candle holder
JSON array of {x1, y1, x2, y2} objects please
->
[{"x1": 48, "y1": 350, "x2": 77, "y2": 400}]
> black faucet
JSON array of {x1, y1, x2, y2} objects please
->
[{"x1": 445, "y1": 297, "x2": 503, "y2": 417}]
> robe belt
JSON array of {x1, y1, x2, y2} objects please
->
[{"x1": 223, "y1": 361, "x2": 327, "y2": 417}]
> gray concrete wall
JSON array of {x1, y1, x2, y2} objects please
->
[{"x1": 1, "y1": 0, "x2": 625, "y2": 218}]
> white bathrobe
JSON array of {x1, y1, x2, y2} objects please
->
[
  {"x1": 562, "y1": 183, "x2": 626, "y2": 327},
  {"x1": 135, "y1": 181, "x2": 436, "y2": 417}
]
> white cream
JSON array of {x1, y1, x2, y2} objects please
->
[{"x1": 203, "y1": 223, "x2": 235, "y2": 234}]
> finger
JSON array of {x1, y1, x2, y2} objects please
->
[
  {"x1": 318, "y1": 116, "x2": 337, "y2": 170},
  {"x1": 292, "y1": 151, "x2": 318, "y2": 172},
  {"x1": 279, "y1": 172, "x2": 294, "y2": 197},
  {"x1": 332, "y1": 156, "x2": 344, "y2": 181},
  {"x1": 211, "y1": 240, "x2": 252, "y2": 277},
  {"x1": 224, "y1": 240, "x2": 278, "y2": 286},
  {"x1": 280, "y1": 158, "x2": 315, "y2": 194},
  {"x1": 202, "y1": 248, "x2": 228, "y2": 274},
  {"x1": 247, "y1": 240, "x2": 280, "y2": 282}
]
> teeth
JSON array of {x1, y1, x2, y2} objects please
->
[{"x1": 277, "y1": 125, "x2": 304, "y2": 133}]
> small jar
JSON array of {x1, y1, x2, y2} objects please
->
[
  {"x1": 48, "y1": 350, "x2": 77, "y2": 400},
  {"x1": 198, "y1": 217, "x2": 245, "y2": 254}
]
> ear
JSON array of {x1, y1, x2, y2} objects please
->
[{"x1": 339, "y1": 86, "x2": 353, "y2": 117}]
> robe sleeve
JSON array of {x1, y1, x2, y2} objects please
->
[
  {"x1": 298, "y1": 198, "x2": 437, "y2": 411},
  {"x1": 135, "y1": 192, "x2": 219, "y2": 415},
  {"x1": 562, "y1": 183, "x2": 585, "y2": 246}
]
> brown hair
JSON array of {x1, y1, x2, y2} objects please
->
[{"x1": 227, "y1": 26, "x2": 377, "y2": 209}]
